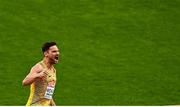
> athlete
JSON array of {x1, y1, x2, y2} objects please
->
[{"x1": 22, "y1": 42, "x2": 60, "y2": 106}]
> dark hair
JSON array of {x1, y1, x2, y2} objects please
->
[{"x1": 42, "y1": 42, "x2": 57, "y2": 53}]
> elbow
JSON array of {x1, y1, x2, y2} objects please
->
[
  {"x1": 22, "y1": 79, "x2": 27, "y2": 86},
  {"x1": 22, "y1": 77, "x2": 34, "y2": 86},
  {"x1": 22, "y1": 80, "x2": 25, "y2": 86}
]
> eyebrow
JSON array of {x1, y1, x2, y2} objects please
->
[{"x1": 52, "y1": 50, "x2": 59, "y2": 52}]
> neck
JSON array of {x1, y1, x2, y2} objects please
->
[{"x1": 42, "y1": 57, "x2": 53, "y2": 69}]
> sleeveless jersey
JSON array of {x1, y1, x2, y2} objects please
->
[{"x1": 26, "y1": 61, "x2": 56, "y2": 106}]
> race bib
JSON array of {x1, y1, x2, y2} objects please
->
[{"x1": 44, "y1": 85, "x2": 55, "y2": 99}]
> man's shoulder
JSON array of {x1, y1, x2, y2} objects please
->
[{"x1": 31, "y1": 61, "x2": 43, "y2": 73}]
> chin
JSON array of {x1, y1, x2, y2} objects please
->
[{"x1": 54, "y1": 60, "x2": 59, "y2": 64}]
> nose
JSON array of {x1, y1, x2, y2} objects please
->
[{"x1": 57, "y1": 51, "x2": 60, "y2": 55}]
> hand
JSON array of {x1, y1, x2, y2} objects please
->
[{"x1": 36, "y1": 70, "x2": 48, "y2": 79}]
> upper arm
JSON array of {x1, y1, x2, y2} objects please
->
[
  {"x1": 22, "y1": 63, "x2": 43, "y2": 86},
  {"x1": 28, "y1": 63, "x2": 43, "y2": 76}
]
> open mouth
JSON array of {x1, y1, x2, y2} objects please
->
[{"x1": 55, "y1": 56, "x2": 59, "y2": 60}]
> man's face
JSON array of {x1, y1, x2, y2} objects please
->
[{"x1": 45, "y1": 45, "x2": 60, "y2": 64}]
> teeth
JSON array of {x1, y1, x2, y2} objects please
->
[{"x1": 55, "y1": 56, "x2": 59, "y2": 60}]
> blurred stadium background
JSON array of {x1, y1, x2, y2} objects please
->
[{"x1": 0, "y1": 0, "x2": 180, "y2": 105}]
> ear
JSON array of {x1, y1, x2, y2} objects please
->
[{"x1": 44, "y1": 51, "x2": 48, "y2": 57}]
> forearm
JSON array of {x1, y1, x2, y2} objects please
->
[
  {"x1": 23, "y1": 64, "x2": 44, "y2": 86},
  {"x1": 22, "y1": 75, "x2": 37, "y2": 86}
]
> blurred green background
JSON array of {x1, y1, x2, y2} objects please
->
[{"x1": 0, "y1": 0, "x2": 180, "y2": 105}]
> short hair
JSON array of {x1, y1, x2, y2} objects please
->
[{"x1": 42, "y1": 42, "x2": 57, "y2": 53}]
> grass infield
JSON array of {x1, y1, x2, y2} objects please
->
[{"x1": 0, "y1": 0, "x2": 180, "y2": 105}]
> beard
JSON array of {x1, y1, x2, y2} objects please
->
[{"x1": 49, "y1": 56, "x2": 59, "y2": 64}]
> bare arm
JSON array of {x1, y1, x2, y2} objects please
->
[{"x1": 22, "y1": 64, "x2": 47, "y2": 86}]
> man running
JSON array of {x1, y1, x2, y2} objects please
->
[{"x1": 22, "y1": 42, "x2": 60, "y2": 106}]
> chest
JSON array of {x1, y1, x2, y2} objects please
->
[{"x1": 45, "y1": 69, "x2": 56, "y2": 85}]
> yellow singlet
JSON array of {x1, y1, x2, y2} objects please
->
[{"x1": 26, "y1": 61, "x2": 56, "y2": 106}]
